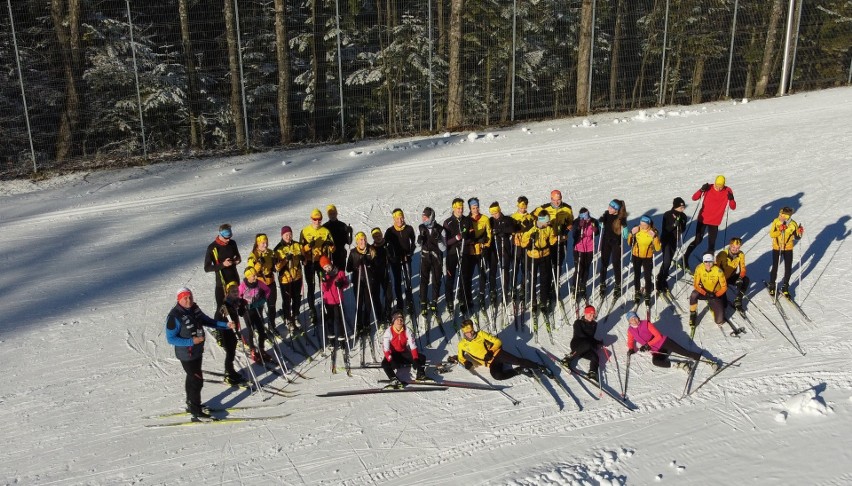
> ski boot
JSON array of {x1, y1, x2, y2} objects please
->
[
  {"x1": 576, "y1": 288, "x2": 586, "y2": 303},
  {"x1": 429, "y1": 301, "x2": 438, "y2": 314},
  {"x1": 613, "y1": 288, "x2": 622, "y2": 299},
  {"x1": 539, "y1": 365, "x2": 554, "y2": 379},
  {"x1": 560, "y1": 352, "x2": 577, "y2": 368},
  {"x1": 420, "y1": 304, "x2": 429, "y2": 317},
  {"x1": 586, "y1": 370, "x2": 599, "y2": 382},
  {"x1": 675, "y1": 361, "x2": 693, "y2": 372},
  {"x1": 733, "y1": 295, "x2": 744, "y2": 312},
  {"x1": 446, "y1": 301, "x2": 454, "y2": 314},
  {"x1": 384, "y1": 378, "x2": 405, "y2": 390},
  {"x1": 781, "y1": 284, "x2": 791, "y2": 298},
  {"x1": 767, "y1": 281, "x2": 776, "y2": 297},
  {"x1": 224, "y1": 372, "x2": 247, "y2": 386},
  {"x1": 598, "y1": 285, "x2": 606, "y2": 300},
  {"x1": 188, "y1": 403, "x2": 211, "y2": 420},
  {"x1": 633, "y1": 291, "x2": 642, "y2": 305},
  {"x1": 518, "y1": 367, "x2": 535, "y2": 378},
  {"x1": 644, "y1": 294, "x2": 651, "y2": 307},
  {"x1": 688, "y1": 311, "x2": 697, "y2": 328},
  {"x1": 414, "y1": 368, "x2": 428, "y2": 381},
  {"x1": 309, "y1": 307, "x2": 318, "y2": 324}
]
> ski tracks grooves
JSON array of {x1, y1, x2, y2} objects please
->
[{"x1": 2, "y1": 104, "x2": 826, "y2": 230}]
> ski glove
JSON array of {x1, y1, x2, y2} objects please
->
[
  {"x1": 483, "y1": 350, "x2": 494, "y2": 363},
  {"x1": 621, "y1": 227, "x2": 629, "y2": 239},
  {"x1": 727, "y1": 191, "x2": 735, "y2": 201},
  {"x1": 335, "y1": 279, "x2": 345, "y2": 288},
  {"x1": 627, "y1": 348, "x2": 637, "y2": 356},
  {"x1": 796, "y1": 226, "x2": 804, "y2": 237},
  {"x1": 639, "y1": 344, "x2": 651, "y2": 352},
  {"x1": 464, "y1": 361, "x2": 473, "y2": 370},
  {"x1": 701, "y1": 183, "x2": 711, "y2": 192},
  {"x1": 384, "y1": 351, "x2": 392, "y2": 362}
]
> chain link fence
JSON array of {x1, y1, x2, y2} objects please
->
[{"x1": 1, "y1": 0, "x2": 850, "y2": 177}]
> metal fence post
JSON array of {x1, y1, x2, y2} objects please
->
[
  {"x1": 779, "y1": 0, "x2": 796, "y2": 95},
  {"x1": 427, "y1": 0, "x2": 433, "y2": 130},
  {"x1": 511, "y1": 0, "x2": 516, "y2": 121},
  {"x1": 233, "y1": 0, "x2": 250, "y2": 148},
  {"x1": 334, "y1": 0, "x2": 344, "y2": 140},
  {"x1": 658, "y1": 0, "x2": 670, "y2": 106},
  {"x1": 789, "y1": 0, "x2": 804, "y2": 91},
  {"x1": 724, "y1": 0, "x2": 739, "y2": 99},
  {"x1": 587, "y1": 0, "x2": 597, "y2": 110},
  {"x1": 125, "y1": 0, "x2": 147, "y2": 157},
  {"x1": 7, "y1": 0, "x2": 36, "y2": 173}
]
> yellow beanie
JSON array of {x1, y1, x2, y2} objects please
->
[
  {"x1": 310, "y1": 208, "x2": 322, "y2": 220},
  {"x1": 255, "y1": 233, "x2": 268, "y2": 244},
  {"x1": 355, "y1": 231, "x2": 366, "y2": 241},
  {"x1": 244, "y1": 267, "x2": 257, "y2": 278},
  {"x1": 327, "y1": 204, "x2": 337, "y2": 213},
  {"x1": 715, "y1": 175, "x2": 726, "y2": 186}
]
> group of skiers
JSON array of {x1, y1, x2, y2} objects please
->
[{"x1": 165, "y1": 175, "x2": 807, "y2": 416}]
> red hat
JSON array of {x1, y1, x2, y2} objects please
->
[
  {"x1": 551, "y1": 189, "x2": 562, "y2": 199},
  {"x1": 319, "y1": 255, "x2": 331, "y2": 268},
  {"x1": 281, "y1": 225, "x2": 292, "y2": 235},
  {"x1": 584, "y1": 305, "x2": 596, "y2": 315},
  {"x1": 176, "y1": 287, "x2": 192, "y2": 301}
]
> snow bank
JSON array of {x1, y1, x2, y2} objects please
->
[{"x1": 504, "y1": 449, "x2": 633, "y2": 485}]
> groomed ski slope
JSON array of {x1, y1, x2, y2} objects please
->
[{"x1": 1, "y1": 87, "x2": 851, "y2": 485}]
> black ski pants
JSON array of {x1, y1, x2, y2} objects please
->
[
  {"x1": 180, "y1": 357, "x2": 204, "y2": 408},
  {"x1": 489, "y1": 350, "x2": 540, "y2": 380},
  {"x1": 652, "y1": 338, "x2": 703, "y2": 367}
]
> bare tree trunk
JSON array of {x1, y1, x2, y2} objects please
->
[
  {"x1": 691, "y1": 56, "x2": 706, "y2": 104},
  {"x1": 273, "y1": 0, "x2": 292, "y2": 144},
  {"x1": 755, "y1": 0, "x2": 784, "y2": 97},
  {"x1": 500, "y1": 56, "x2": 511, "y2": 122},
  {"x1": 51, "y1": 0, "x2": 83, "y2": 163},
  {"x1": 576, "y1": 0, "x2": 594, "y2": 115},
  {"x1": 609, "y1": 0, "x2": 624, "y2": 109},
  {"x1": 178, "y1": 0, "x2": 201, "y2": 149},
  {"x1": 310, "y1": 0, "x2": 331, "y2": 140},
  {"x1": 484, "y1": 50, "x2": 491, "y2": 125},
  {"x1": 223, "y1": 0, "x2": 246, "y2": 149},
  {"x1": 745, "y1": 31, "x2": 758, "y2": 98},
  {"x1": 446, "y1": 0, "x2": 464, "y2": 129}
]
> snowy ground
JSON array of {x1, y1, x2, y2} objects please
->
[{"x1": 2, "y1": 87, "x2": 852, "y2": 485}]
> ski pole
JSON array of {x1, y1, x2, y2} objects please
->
[
  {"x1": 218, "y1": 303, "x2": 270, "y2": 399},
  {"x1": 622, "y1": 352, "x2": 631, "y2": 399},
  {"x1": 361, "y1": 263, "x2": 382, "y2": 359},
  {"x1": 335, "y1": 285, "x2": 353, "y2": 355}
]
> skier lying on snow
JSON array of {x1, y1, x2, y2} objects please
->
[
  {"x1": 452, "y1": 319, "x2": 551, "y2": 380},
  {"x1": 625, "y1": 311, "x2": 721, "y2": 371}
]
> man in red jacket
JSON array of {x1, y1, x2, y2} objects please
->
[{"x1": 682, "y1": 175, "x2": 736, "y2": 268}]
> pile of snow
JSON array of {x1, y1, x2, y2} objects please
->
[
  {"x1": 504, "y1": 449, "x2": 633, "y2": 485},
  {"x1": 776, "y1": 388, "x2": 834, "y2": 422}
]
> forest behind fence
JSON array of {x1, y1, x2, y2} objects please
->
[{"x1": 1, "y1": 0, "x2": 850, "y2": 177}]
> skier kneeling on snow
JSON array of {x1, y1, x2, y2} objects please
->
[
  {"x1": 688, "y1": 253, "x2": 727, "y2": 328},
  {"x1": 561, "y1": 305, "x2": 603, "y2": 382},
  {"x1": 382, "y1": 311, "x2": 426, "y2": 388},
  {"x1": 455, "y1": 320, "x2": 551, "y2": 380},
  {"x1": 625, "y1": 311, "x2": 719, "y2": 371}
]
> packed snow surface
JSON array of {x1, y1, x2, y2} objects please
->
[{"x1": 2, "y1": 88, "x2": 852, "y2": 485}]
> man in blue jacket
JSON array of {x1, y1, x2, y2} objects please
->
[{"x1": 165, "y1": 287, "x2": 236, "y2": 420}]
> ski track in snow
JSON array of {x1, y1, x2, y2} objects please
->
[{"x1": 1, "y1": 88, "x2": 852, "y2": 484}]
